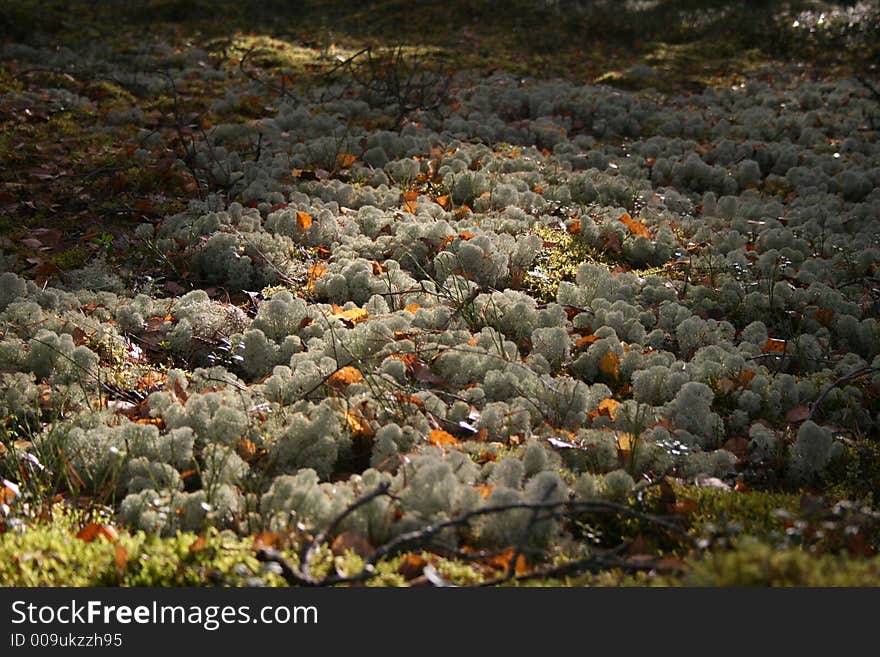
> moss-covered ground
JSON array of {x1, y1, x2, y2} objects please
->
[{"x1": 1, "y1": 1, "x2": 879, "y2": 586}]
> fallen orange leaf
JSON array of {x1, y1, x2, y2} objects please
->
[
  {"x1": 296, "y1": 211, "x2": 313, "y2": 230},
  {"x1": 306, "y1": 262, "x2": 328, "y2": 294},
  {"x1": 476, "y1": 483, "x2": 494, "y2": 499},
  {"x1": 76, "y1": 523, "x2": 118, "y2": 543},
  {"x1": 137, "y1": 371, "x2": 167, "y2": 389},
  {"x1": 487, "y1": 548, "x2": 529, "y2": 574},
  {"x1": 429, "y1": 429, "x2": 458, "y2": 447},
  {"x1": 0, "y1": 479, "x2": 19, "y2": 504},
  {"x1": 237, "y1": 438, "x2": 258, "y2": 462},
  {"x1": 390, "y1": 353, "x2": 418, "y2": 370},
  {"x1": 598, "y1": 397, "x2": 621, "y2": 420},
  {"x1": 669, "y1": 499, "x2": 699, "y2": 514},
  {"x1": 189, "y1": 535, "x2": 207, "y2": 553},
  {"x1": 114, "y1": 544, "x2": 129, "y2": 570},
  {"x1": 254, "y1": 531, "x2": 280, "y2": 549},
  {"x1": 330, "y1": 366, "x2": 365, "y2": 386},
  {"x1": 575, "y1": 334, "x2": 599, "y2": 349},
  {"x1": 336, "y1": 153, "x2": 357, "y2": 168},
  {"x1": 619, "y1": 212, "x2": 650, "y2": 238}
]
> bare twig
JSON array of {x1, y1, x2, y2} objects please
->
[
  {"x1": 258, "y1": 482, "x2": 688, "y2": 587},
  {"x1": 808, "y1": 366, "x2": 878, "y2": 422}
]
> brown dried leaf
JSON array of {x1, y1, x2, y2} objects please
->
[
  {"x1": 397, "y1": 553, "x2": 427, "y2": 580},
  {"x1": 785, "y1": 405, "x2": 811, "y2": 423},
  {"x1": 762, "y1": 338, "x2": 787, "y2": 353},
  {"x1": 331, "y1": 531, "x2": 373, "y2": 558}
]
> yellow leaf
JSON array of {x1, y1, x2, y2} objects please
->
[
  {"x1": 332, "y1": 308, "x2": 370, "y2": 325},
  {"x1": 429, "y1": 429, "x2": 458, "y2": 447},
  {"x1": 296, "y1": 211, "x2": 313, "y2": 230},
  {"x1": 616, "y1": 432, "x2": 636, "y2": 452},
  {"x1": 619, "y1": 212, "x2": 650, "y2": 238},
  {"x1": 345, "y1": 410, "x2": 374, "y2": 438},
  {"x1": 616, "y1": 432, "x2": 637, "y2": 465},
  {"x1": 598, "y1": 352, "x2": 620, "y2": 379}
]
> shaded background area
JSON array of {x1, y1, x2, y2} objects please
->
[
  {"x1": 1, "y1": 0, "x2": 878, "y2": 281},
  {"x1": 2, "y1": 0, "x2": 879, "y2": 87}
]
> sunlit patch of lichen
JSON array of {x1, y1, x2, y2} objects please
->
[{"x1": 521, "y1": 226, "x2": 604, "y2": 304}]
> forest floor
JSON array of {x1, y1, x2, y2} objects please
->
[{"x1": 1, "y1": 1, "x2": 879, "y2": 586}]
